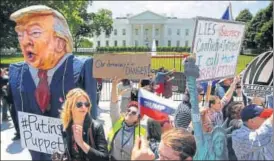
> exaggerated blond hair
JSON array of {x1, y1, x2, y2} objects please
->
[
  {"x1": 10, "y1": 5, "x2": 73, "y2": 53},
  {"x1": 60, "y1": 88, "x2": 91, "y2": 130}
]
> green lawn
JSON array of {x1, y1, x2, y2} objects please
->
[{"x1": 0, "y1": 53, "x2": 255, "y2": 74}]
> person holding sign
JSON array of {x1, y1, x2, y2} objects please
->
[
  {"x1": 108, "y1": 77, "x2": 146, "y2": 160},
  {"x1": 59, "y1": 88, "x2": 108, "y2": 161},
  {"x1": 208, "y1": 76, "x2": 240, "y2": 127},
  {"x1": 8, "y1": 5, "x2": 98, "y2": 160}
]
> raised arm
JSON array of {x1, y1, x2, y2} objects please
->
[
  {"x1": 110, "y1": 77, "x2": 121, "y2": 125},
  {"x1": 221, "y1": 76, "x2": 239, "y2": 108},
  {"x1": 184, "y1": 57, "x2": 205, "y2": 147}
]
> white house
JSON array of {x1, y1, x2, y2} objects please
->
[{"x1": 93, "y1": 10, "x2": 195, "y2": 48}]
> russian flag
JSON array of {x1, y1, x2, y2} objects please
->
[
  {"x1": 138, "y1": 88, "x2": 178, "y2": 121},
  {"x1": 221, "y1": 3, "x2": 233, "y2": 20}
]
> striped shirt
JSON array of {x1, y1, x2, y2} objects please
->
[
  {"x1": 232, "y1": 120, "x2": 273, "y2": 160},
  {"x1": 208, "y1": 96, "x2": 229, "y2": 127},
  {"x1": 174, "y1": 101, "x2": 191, "y2": 129}
]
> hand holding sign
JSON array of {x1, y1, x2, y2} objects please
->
[{"x1": 184, "y1": 56, "x2": 200, "y2": 79}]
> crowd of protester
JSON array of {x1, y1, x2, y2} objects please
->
[{"x1": 1, "y1": 66, "x2": 273, "y2": 160}]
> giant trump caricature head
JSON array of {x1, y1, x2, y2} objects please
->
[{"x1": 10, "y1": 5, "x2": 73, "y2": 70}]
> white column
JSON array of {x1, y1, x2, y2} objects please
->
[
  {"x1": 152, "y1": 24, "x2": 155, "y2": 40},
  {"x1": 140, "y1": 24, "x2": 144, "y2": 46},
  {"x1": 162, "y1": 24, "x2": 166, "y2": 46},
  {"x1": 128, "y1": 24, "x2": 132, "y2": 46}
]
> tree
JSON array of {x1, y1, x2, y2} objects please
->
[
  {"x1": 254, "y1": 2, "x2": 273, "y2": 50},
  {"x1": 235, "y1": 9, "x2": 253, "y2": 23},
  {"x1": 79, "y1": 38, "x2": 93, "y2": 48},
  {"x1": 235, "y1": 9, "x2": 253, "y2": 53},
  {"x1": 245, "y1": 2, "x2": 273, "y2": 51}
]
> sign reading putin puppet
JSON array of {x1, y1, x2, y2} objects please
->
[{"x1": 93, "y1": 54, "x2": 151, "y2": 79}]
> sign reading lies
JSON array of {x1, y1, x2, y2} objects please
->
[
  {"x1": 93, "y1": 54, "x2": 151, "y2": 79},
  {"x1": 18, "y1": 111, "x2": 64, "y2": 154},
  {"x1": 192, "y1": 17, "x2": 245, "y2": 81}
]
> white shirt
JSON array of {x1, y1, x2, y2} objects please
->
[{"x1": 28, "y1": 53, "x2": 72, "y2": 87}]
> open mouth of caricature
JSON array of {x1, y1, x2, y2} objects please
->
[{"x1": 25, "y1": 51, "x2": 36, "y2": 62}]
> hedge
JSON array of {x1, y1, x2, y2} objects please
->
[{"x1": 96, "y1": 46, "x2": 191, "y2": 52}]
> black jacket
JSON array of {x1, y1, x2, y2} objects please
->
[{"x1": 64, "y1": 115, "x2": 109, "y2": 161}]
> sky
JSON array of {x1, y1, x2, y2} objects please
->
[{"x1": 88, "y1": 1, "x2": 271, "y2": 19}]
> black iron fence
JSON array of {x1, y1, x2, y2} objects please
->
[{"x1": 99, "y1": 79, "x2": 185, "y2": 102}]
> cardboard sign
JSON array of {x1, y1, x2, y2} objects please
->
[
  {"x1": 93, "y1": 54, "x2": 151, "y2": 79},
  {"x1": 18, "y1": 111, "x2": 65, "y2": 154},
  {"x1": 192, "y1": 17, "x2": 245, "y2": 81}
]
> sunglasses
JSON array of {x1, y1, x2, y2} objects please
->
[
  {"x1": 127, "y1": 109, "x2": 138, "y2": 115},
  {"x1": 76, "y1": 101, "x2": 90, "y2": 108}
]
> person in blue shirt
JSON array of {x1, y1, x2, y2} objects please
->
[
  {"x1": 9, "y1": 5, "x2": 97, "y2": 160},
  {"x1": 154, "y1": 67, "x2": 175, "y2": 96}
]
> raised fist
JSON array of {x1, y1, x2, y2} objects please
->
[{"x1": 184, "y1": 56, "x2": 200, "y2": 79}]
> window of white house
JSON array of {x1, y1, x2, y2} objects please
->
[
  {"x1": 185, "y1": 29, "x2": 189, "y2": 36},
  {"x1": 105, "y1": 33, "x2": 110, "y2": 38},
  {"x1": 168, "y1": 40, "x2": 171, "y2": 47},
  {"x1": 106, "y1": 40, "x2": 109, "y2": 47},
  {"x1": 145, "y1": 29, "x2": 149, "y2": 36},
  {"x1": 155, "y1": 29, "x2": 159, "y2": 36},
  {"x1": 97, "y1": 41, "x2": 100, "y2": 47},
  {"x1": 177, "y1": 29, "x2": 180, "y2": 36},
  {"x1": 176, "y1": 40, "x2": 180, "y2": 47},
  {"x1": 114, "y1": 29, "x2": 117, "y2": 36},
  {"x1": 114, "y1": 40, "x2": 117, "y2": 47},
  {"x1": 185, "y1": 40, "x2": 189, "y2": 47},
  {"x1": 122, "y1": 29, "x2": 126, "y2": 35},
  {"x1": 123, "y1": 40, "x2": 126, "y2": 46},
  {"x1": 135, "y1": 29, "x2": 138, "y2": 35},
  {"x1": 168, "y1": 28, "x2": 172, "y2": 35},
  {"x1": 135, "y1": 40, "x2": 138, "y2": 47}
]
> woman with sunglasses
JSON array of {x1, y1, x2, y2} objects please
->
[
  {"x1": 59, "y1": 88, "x2": 109, "y2": 161},
  {"x1": 108, "y1": 77, "x2": 146, "y2": 160}
]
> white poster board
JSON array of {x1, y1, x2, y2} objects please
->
[
  {"x1": 18, "y1": 111, "x2": 65, "y2": 154},
  {"x1": 192, "y1": 17, "x2": 245, "y2": 81}
]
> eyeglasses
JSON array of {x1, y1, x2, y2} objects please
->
[
  {"x1": 127, "y1": 109, "x2": 137, "y2": 115},
  {"x1": 199, "y1": 93, "x2": 205, "y2": 96},
  {"x1": 76, "y1": 101, "x2": 90, "y2": 108}
]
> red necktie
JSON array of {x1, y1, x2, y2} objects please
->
[{"x1": 35, "y1": 70, "x2": 50, "y2": 113}]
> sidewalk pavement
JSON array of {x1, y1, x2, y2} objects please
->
[{"x1": 0, "y1": 101, "x2": 150, "y2": 160}]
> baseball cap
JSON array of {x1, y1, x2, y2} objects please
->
[{"x1": 241, "y1": 104, "x2": 273, "y2": 122}]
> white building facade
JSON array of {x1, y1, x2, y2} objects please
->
[{"x1": 93, "y1": 10, "x2": 195, "y2": 48}]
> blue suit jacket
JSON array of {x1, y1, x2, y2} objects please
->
[{"x1": 9, "y1": 55, "x2": 98, "y2": 119}]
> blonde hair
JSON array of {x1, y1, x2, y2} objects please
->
[
  {"x1": 10, "y1": 5, "x2": 73, "y2": 53},
  {"x1": 60, "y1": 88, "x2": 91, "y2": 130}
]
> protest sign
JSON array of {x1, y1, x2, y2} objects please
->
[
  {"x1": 192, "y1": 17, "x2": 245, "y2": 81},
  {"x1": 18, "y1": 111, "x2": 64, "y2": 154},
  {"x1": 242, "y1": 51, "x2": 273, "y2": 100},
  {"x1": 93, "y1": 54, "x2": 151, "y2": 79}
]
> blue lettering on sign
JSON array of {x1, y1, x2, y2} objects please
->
[{"x1": 139, "y1": 97, "x2": 175, "y2": 115}]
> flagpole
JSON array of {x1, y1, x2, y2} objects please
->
[{"x1": 229, "y1": 2, "x2": 233, "y2": 20}]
